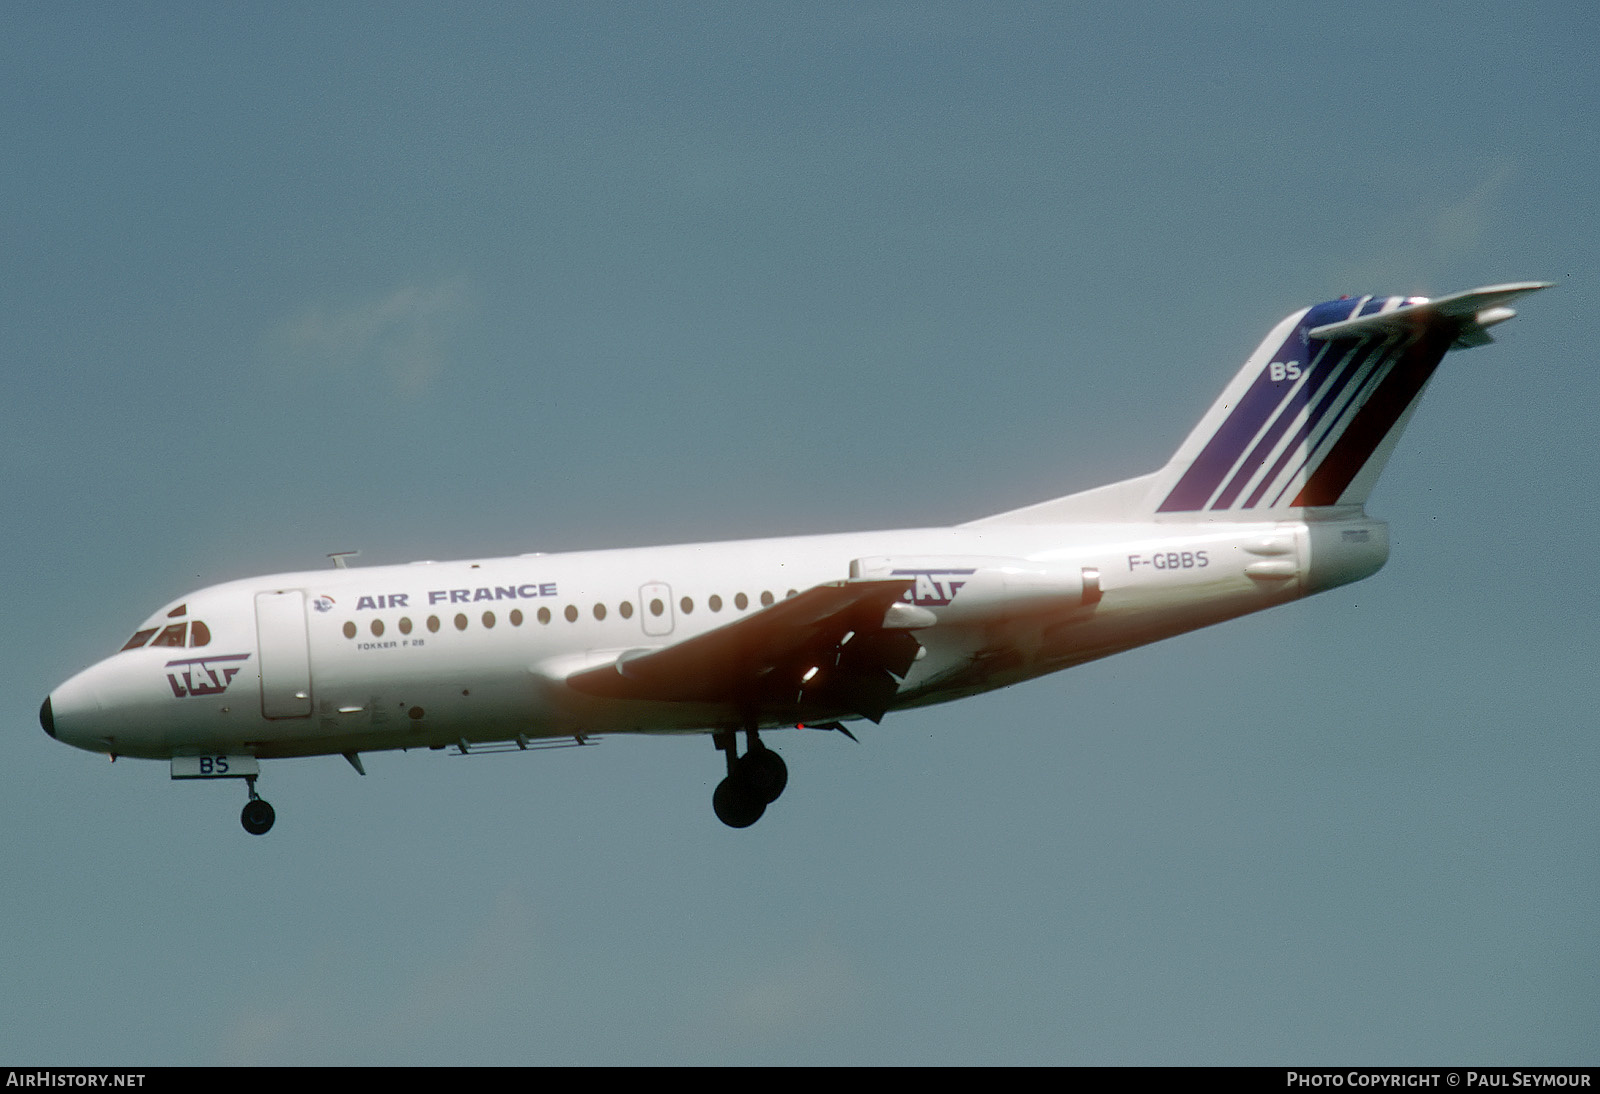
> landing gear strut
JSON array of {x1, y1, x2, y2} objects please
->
[
  {"x1": 240, "y1": 775, "x2": 275, "y2": 835},
  {"x1": 712, "y1": 729, "x2": 787, "y2": 828}
]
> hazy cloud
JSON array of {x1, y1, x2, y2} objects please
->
[
  {"x1": 1432, "y1": 162, "x2": 1517, "y2": 261},
  {"x1": 1336, "y1": 162, "x2": 1519, "y2": 292},
  {"x1": 679, "y1": 933, "x2": 866, "y2": 1055},
  {"x1": 376, "y1": 887, "x2": 542, "y2": 1037},
  {"x1": 215, "y1": 887, "x2": 542, "y2": 1065},
  {"x1": 269, "y1": 278, "x2": 473, "y2": 395}
]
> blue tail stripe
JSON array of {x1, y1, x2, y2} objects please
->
[
  {"x1": 1266, "y1": 334, "x2": 1409, "y2": 508},
  {"x1": 1247, "y1": 334, "x2": 1397, "y2": 508},
  {"x1": 1154, "y1": 324, "x2": 1306, "y2": 512},
  {"x1": 1211, "y1": 338, "x2": 1339, "y2": 509},
  {"x1": 1157, "y1": 298, "x2": 1369, "y2": 512},
  {"x1": 1291, "y1": 325, "x2": 1453, "y2": 506}
]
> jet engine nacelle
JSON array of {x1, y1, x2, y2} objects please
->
[{"x1": 849, "y1": 555, "x2": 1091, "y2": 627}]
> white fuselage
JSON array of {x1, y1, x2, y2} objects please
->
[
  {"x1": 38, "y1": 281, "x2": 1544, "y2": 833},
  {"x1": 43, "y1": 514, "x2": 1388, "y2": 762}
]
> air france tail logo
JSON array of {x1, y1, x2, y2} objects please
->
[
  {"x1": 165, "y1": 653, "x2": 251, "y2": 698},
  {"x1": 892, "y1": 568, "x2": 976, "y2": 607}
]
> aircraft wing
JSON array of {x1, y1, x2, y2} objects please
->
[
  {"x1": 1308, "y1": 281, "x2": 1553, "y2": 348},
  {"x1": 565, "y1": 578, "x2": 919, "y2": 721}
]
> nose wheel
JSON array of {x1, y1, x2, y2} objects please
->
[{"x1": 240, "y1": 776, "x2": 275, "y2": 835}]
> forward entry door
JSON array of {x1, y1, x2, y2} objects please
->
[{"x1": 255, "y1": 590, "x2": 313, "y2": 718}]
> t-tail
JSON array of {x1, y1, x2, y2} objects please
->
[{"x1": 972, "y1": 282, "x2": 1551, "y2": 527}]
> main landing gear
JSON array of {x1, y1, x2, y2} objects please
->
[
  {"x1": 240, "y1": 774, "x2": 275, "y2": 835},
  {"x1": 712, "y1": 729, "x2": 788, "y2": 828}
]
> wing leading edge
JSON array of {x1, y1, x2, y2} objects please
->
[{"x1": 565, "y1": 577, "x2": 921, "y2": 723}]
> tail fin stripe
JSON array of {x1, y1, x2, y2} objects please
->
[
  {"x1": 1295, "y1": 336, "x2": 1407, "y2": 478},
  {"x1": 1290, "y1": 324, "x2": 1453, "y2": 507},
  {"x1": 1221, "y1": 331, "x2": 1395, "y2": 512},
  {"x1": 1240, "y1": 336, "x2": 1384, "y2": 509},
  {"x1": 1258, "y1": 333, "x2": 1408, "y2": 507},
  {"x1": 1154, "y1": 321, "x2": 1312, "y2": 512},
  {"x1": 1305, "y1": 336, "x2": 1400, "y2": 454},
  {"x1": 1211, "y1": 336, "x2": 1344, "y2": 509}
]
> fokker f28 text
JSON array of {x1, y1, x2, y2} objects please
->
[{"x1": 41, "y1": 282, "x2": 1549, "y2": 830}]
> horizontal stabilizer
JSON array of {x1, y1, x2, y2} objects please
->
[{"x1": 1307, "y1": 281, "x2": 1552, "y2": 348}]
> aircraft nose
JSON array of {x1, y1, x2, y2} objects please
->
[
  {"x1": 46, "y1": 659, "x2": 175, "y2": 759},
  {"x1": 41, "y1": 668, "x2": 113, "y2": 755}
]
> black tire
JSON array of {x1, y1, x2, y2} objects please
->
[
  {"x1": 738, "y1": 747, "x2": 788, "y2": 804},
  {"x1": 241, "y1": 798, "x2": 276, "y2": 835},
  {"x1": 712, "y1": 776, "x2": 766, "y2": 828}
]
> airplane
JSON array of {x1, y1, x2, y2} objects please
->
[{"x1": 40, "y1": 281, "x2": 1549, "y2": 832}]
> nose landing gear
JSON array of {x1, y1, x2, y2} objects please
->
[
  {"x1": 240, "y1": 775, "x2": 275, "y2": 835},
  {"x1": 170, "y1": 755, "x2": 275, "y2": 835}
]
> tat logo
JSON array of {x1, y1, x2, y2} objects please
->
[
  {"x1": 311, "y1": 595, "x2": 336, "y2": 613},
  {"x1": 892, "y1": 569, "x2": 976, "y2": 607},
  {"x1": 165, "y1": 653, "x2": 251, "y2": 698}
]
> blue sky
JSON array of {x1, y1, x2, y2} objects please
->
[{"x1": 4, "y1": 2, "x2": 1597, "y2": 1064}]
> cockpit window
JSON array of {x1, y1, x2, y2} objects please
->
[
  {"x1": 150, "y1": 623, "x2": 188, "y2": 648},
  {"x1": 122, "y1": 606, "x2": 212, "y2": 653}
]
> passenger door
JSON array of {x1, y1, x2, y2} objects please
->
[{"x1": 255, "y1": 590, "x2": 313, "y2": 718}]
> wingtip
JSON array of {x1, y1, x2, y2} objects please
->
[{"x1": 1477, "y1": 279, "x2": 1555, "y2": 294}]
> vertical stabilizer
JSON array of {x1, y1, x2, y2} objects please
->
[{"x1": 969, "y1": 282, "x2": 1550, "y2": 526}]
